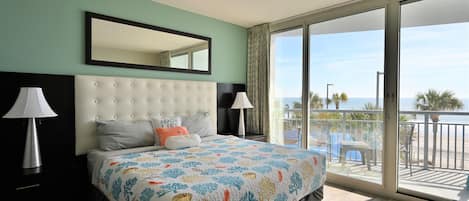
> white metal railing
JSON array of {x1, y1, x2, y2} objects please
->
[{"x1": 278, "y1": 109, "x2": 469, "y2": 171}]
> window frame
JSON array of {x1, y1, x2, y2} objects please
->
[{"x1": 266, "y1": 0, "x2": 438, "y2": 200}]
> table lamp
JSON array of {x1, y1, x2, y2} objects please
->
[
  {"x1": 3, "y1": 87, "x2": 57, "y2": 169},
  {"x1": 231, "y1": 92, "x2": 253, "y2": 138}
]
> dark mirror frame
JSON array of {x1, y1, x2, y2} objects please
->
[{"x1": 85, "y1": 12, "x2": 212, "y2": 74}]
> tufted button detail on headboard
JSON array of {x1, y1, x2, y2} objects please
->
[{"x1": 75, "y1": 75, "x2": 216, "y2": 155}]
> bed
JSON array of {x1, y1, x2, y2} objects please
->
[{"x1": 75, "y1": 75, "x2": 326, "y2": 201}]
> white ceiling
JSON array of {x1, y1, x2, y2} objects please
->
[{"x1": 153, "y1": 0, "x2": 353, "y2": 27}]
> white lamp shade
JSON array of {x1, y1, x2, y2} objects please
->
[
  {"x1": 231, "y1": 92, "x2": 254, "y2": 109},
  {"x1": 3, "y1": 87, "x2": 57, "y2": 118}
]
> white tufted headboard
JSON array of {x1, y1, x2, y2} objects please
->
[{"x1": 75, "y1": 75, "x2": 217, "y2": 155}]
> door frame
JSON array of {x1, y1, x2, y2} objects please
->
[{"x1": 269, "y1": 0, "x2": 444, "y2": 200}]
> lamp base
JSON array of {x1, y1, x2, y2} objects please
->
[
  {"x1": 238, "y1": 109, "x2": 245, "y2": 138},
  {"x1": 23, "y1": 118, "x2": 42, "y2": 169},
  {"x1": 23, "y1": 167, "x2": 42, "y2": 175}
]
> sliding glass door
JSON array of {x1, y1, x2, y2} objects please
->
[
  {"x1": 308, "y1": 8, "x2": 385, "y2": 184},
  {"x1": 398, "y1": 0, "x2": 469, "y2": 200},
  {"x1": 270, "y1": 28, "x2": 304, "y2": 147},
  {"x1": 269, "y1": 0, "x2": 468, "y2": 200}
]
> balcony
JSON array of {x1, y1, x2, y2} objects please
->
[{"x1": 275, "y1": 109, "x2": 469, "y2": 200}]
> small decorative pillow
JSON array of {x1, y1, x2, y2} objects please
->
[
  {"x1": 165, "y1": 134, "x2": 201, "y2": 149},
  {"x1": 155, "y1": 126, "x2": 189, "y2": 146},
  {"x1": 151, "y1": 116, "x2": 182, "y2": 145},
  {"x1": 181, "y1": 112, "x2": 216, "y2": 138}
]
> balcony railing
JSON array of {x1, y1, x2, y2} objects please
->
[{"x1": 276, "y1": 109, "x2": 469, "y2": 171}]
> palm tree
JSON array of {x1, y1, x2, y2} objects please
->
[
  {"x1": 350, "y1": 102, "x2": 378, "y2": 120},
  {"x1": 288, "y1": 92, "x2": 323, "y2": 118},
  {"x1": 326, "y1": 98, "x2": 332, "y2": 108},
  {"x1": 332, "y1": 92, "x2": 348, "y2": 109},
  {"x1": 292, "y1": 101, "x2": 302, "y2": 119},
  {"x1": 415, "y1": 89, "x2": 463, "y2": 166},
  {"x1": 310, "y1": 92, "x2": 323, "y2": 109}
]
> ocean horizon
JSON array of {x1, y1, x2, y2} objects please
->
[{"x1": 278, "y1": 97, "x2": 469, "y2": 123}]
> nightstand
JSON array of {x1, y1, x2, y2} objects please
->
[
  {"x1": 14, "y1": 165, "x2": 82, "y2": 201},
  {"x1": 244, "y1": 133, "x2": 268, "y2": 142},
  {"x1": 15, "y1": 168, "x2": 43, "y2": 200}
]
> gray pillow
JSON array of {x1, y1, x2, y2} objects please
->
[
  {"x1": 96, "y1": 120, "x2": 155, "y2": 151},
  {"x1": 181, "y1": 112, "x2": 216, "y2": 137}
]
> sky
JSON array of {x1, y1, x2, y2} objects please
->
[{"x1": 271, "y1": 21, "x2": 469, "y2": 100}]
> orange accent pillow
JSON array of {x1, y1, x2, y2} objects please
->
[{"x1": 155, "y1": 126, "x2": 189, "y2": 146}]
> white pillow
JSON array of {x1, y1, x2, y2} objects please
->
[
  {"x1": 165, "y1": 134, "x2": 201, "y2": 149},
  {"x1": 151, "y1": 116, "x2": 182, "y2": 145},
  {"x1": 181, "y1": 112, "x2": 216, "y2": 137},
  {"x1": 152, "y1": 116, "x2": 181, "y2": 128}
]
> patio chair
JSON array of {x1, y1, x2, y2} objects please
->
[
  {"x1": 337, "y1": 120, "x2": 378, "y2": 171},
  {"x1": 399, "y1": 123, "x2": 415, "y2": 176},
  {"x1": 339, "y1": 140, "x2": 372, "y2": 171}
]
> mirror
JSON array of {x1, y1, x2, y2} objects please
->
[{"x1": 85, "y1": 12, "x2": 211, "y2": 74}]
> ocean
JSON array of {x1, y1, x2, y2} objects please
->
[{"x1": 278, "y1": 97, "x2": 469, "y2": 123}]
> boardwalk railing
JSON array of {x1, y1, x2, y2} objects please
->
[{"x1": 277, "y1": 109, "x2": 469, "y2": 171}]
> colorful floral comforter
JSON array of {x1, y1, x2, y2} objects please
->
[{"x1": 93, "y1": 136, "x2": 326, "y2": 201}]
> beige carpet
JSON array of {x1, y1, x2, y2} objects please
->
[{"x1": 324, "y1": 185, "x2": 392, "y2": 201}]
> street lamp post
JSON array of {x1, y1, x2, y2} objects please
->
[
  {"x1": 326, "y1": 83, "x2": 333, "y2": 109},
  {"x1": 372, "y1": 71, "x2": 384, "y2": 166},
  {"x1": 376, "y1": 71, "x2": 384, "y2": 108}
]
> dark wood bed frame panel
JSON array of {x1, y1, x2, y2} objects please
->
[
  {"x1": 2, "y1": 72, "x2": 323, "y2": 200},
  {"x1": 0, "y1": 72, "x2": 85, "y2": 200}
]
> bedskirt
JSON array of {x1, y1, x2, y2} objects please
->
[
  {"x1": 299, "y1": 186, "x2": 323, "y2": 201},
  {"x1": 91, "y1": 184, "x2": 324, "y2": 201}
]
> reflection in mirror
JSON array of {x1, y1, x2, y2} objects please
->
[{"x1": 86, "y1": 12, "x2": 211, "y2": 74}]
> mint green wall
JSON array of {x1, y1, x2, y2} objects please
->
[{"x1": 0, "y1": 0, "x2": 247, "y2": 83}]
